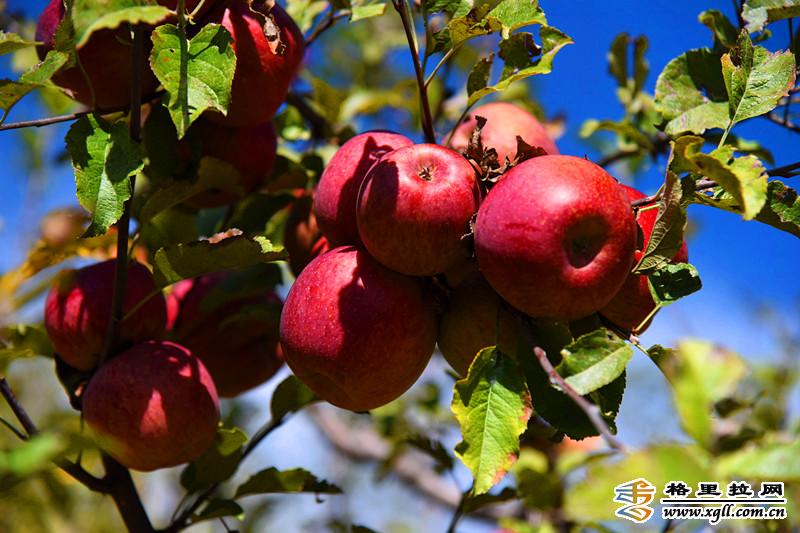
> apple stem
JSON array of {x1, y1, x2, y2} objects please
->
[{"x1": 393, "y1": 0, "x2": 436, "y2": 144}]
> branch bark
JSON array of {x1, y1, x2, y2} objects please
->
[
  {"x1": 306, "y1": 405, "x2": 521, "y2": 522},
  {"x1": 393, "y1": 0, "x2": 436, "y2": 143}
]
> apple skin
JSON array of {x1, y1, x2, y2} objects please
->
[
  {"x1": 284, "y1": 191, "x2": 331, "y2": 276},
  {"x1": 44, "y1": 260, "x2": 167, "y2": 371},
  {"x1": 166, "y1": 272, "x2": 284, "y2": 397},
  {"x1": 438, "y1": 276, "x2": 521, "y2": 376},
  {"x1": 35, "y1": 0, "x2": 158, "y2": 109},
  {"x1": 314, "y1": 131, "x2": 413, "y2": 246},
  {"x1": 600, "y1": 185, "x2": 689, "y2": 332},
  {"x1": 82, "y1": 341, "x2": 220, "y2": 472},
  {"x1": 206, "y1": 1, "x2": 305, "y2": 127},
  {"x1": 357, "y1": 144, "x2": 481, "y2": 276},
  {"x1": 185, "y1": 118, "x2": 277, "y2": 208},
  {"x1": 279, "y1": 246, "x2": 437, "y2": 411},
  {"x1": 450, "y1": 102, "x2": 559, "y2": 162},
  {"x1": 474, "y1": 155, "x2": 637, "y2": 321}
]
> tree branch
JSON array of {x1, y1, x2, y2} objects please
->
[
  {"x1": 0, "y1": 377, "x2": 110, "y2": 492},
  {"x1": 393, "y1": 0, "x2": 436, "y2": 143},
  {"x1": 285, "y1": 91, "x2": 334, "y2": 141},
  {"x1": 596, "y1": 134, "x2": 670, "y2": 168},
  {"x1": 0, "y1": 92, "x2": 164, "y2": 132},
  {"x1": 163, "y1": 414, "x2": 292, "y2": 532},
  {"x1": 530, "y1": 346, "x2": 627, "y2": 451},
  {"x1": 306, "y1": 405, "x2": 521, "y2": 522},
  {"x1": 305, "y1": 9, "x2": 349, "y2": 48}
]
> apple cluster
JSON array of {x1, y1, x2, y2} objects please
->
[
  {"x1": 36, "y1": 0, "x2": 304, "y2": 207},
  {"x1": 280, "y1": 102, "x2": 688, "y2": 410},
  {"x1": 37, "y1": 0, "x2": 305, "y2": 471}
]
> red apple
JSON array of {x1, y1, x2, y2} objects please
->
[
  {"x1": 474, "y1": 155, "x2": 637, "y2": 320},
  {"x1": 206, "y1": 1, "x2": 305, "y2": 126},
  {"x1": 279, "y1": 246, "x2": 437, "y2": 411},
  {"x1": 314, "y1": 131, "x2": 413, "y2": 246},
  {"x1": 35, "y1": 0, "x2": 159, "y2": 109},
  {"x1": 357, "y1": 144, "x2": 481, "y2": 276},
  {"x1": 438, "y1": 276, "x2": 521, "y2": 376},
  {"x1": 284, "y1": 191, "x2": 331, "y2": 276},
  {"x1": 600, "y1": 185, "x2": 689, "y2": 332},
  {"x1": 166, "y1": 272, "x2": 283, "y2": 397},
  {"x1": 450, "y1": 102, "x2": 559, "y2": 162},
  {"x1": 82, "y1": 341, "x2": 219, "y2": 471},
  {"x1": 44, "y1": 260, "x2": 167, "y2": 371},
  {"x1": 185, "y1": 118, "x2": 277, "y2": 208}
]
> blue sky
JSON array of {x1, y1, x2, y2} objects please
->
[{"x1": 1, "y1": 1, "x2": 799, "y2": 531}]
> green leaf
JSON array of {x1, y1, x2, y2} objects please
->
[
  {"x1": 467, "y1": 26, "x2": 572, "y2": 107},
  {"x1": 699, "y1": 10, "x2": 738, "y2": 50},
  {"x1": 693, "y1": 147, "x2": 768, "y2": 219},
  {"x1": 462, "y1": 486, "x2": 519, "y2": 513},
  {"x1": 452, "y1": 348, "x2": 532, "y2": 495},
  {"x1": 0, "y1": 324, "x2": 54, "y2": 373},
  {"x1": 0, "y1": 32, "x2": 39, "y2": 56},
  {"x1": 270, "y1": 375, "x2": 318, "y2": 422},
  {"x1": 139, "y1": 157, "x2": 243, "y2": 222},
  {"x1": 655, "y1": 49, "x2": 729, "y2": 136},
  {"x1": 404, "y1": 435, "x2": 455, "y2": 473},
  {"x1": 350, "y1": 2, "x2": 387, "y2": 21},
  {"x1": 70, "y1": 1, "x2": 171, "y2": 47},
  {"x1": 152, "y1": 235, "x2": 287, "y2": 288},
  {"x1": 754, "y1": 180, "x2": 800, "y2": 237},
  {"x1": 565, "y1": 444, "x2": 712, "y2": 521},
  {"x1": 580, "y1": 119, "x2": 654, "y2": 150},
  {"x1": 608, "y1": 33, "x2": 629, "y2": 88},
  {"x1": 234, "y1": 467, "x2": 342, "y2": 497},
  {"x1": 512, "y1": 449, "x2": 561, "y2": 510},
  {"x1": 742, "y1": 0, "x2": 800, "y2": 31},
  {"x1": 557, "y1": 330, "x2": 633, "y2": 396},
  {"x1": 647, "y1": 263, "x2": 702, "y2": 306},
  {"x1": 181, "y1": 427, "x2": 248, "y2": 491},
  {"x1": 654, "y1": 340, "x2": 747, "y2": 448},
  {"x1": 717, "y1": 440, "x2": 800, "y2": 480},
  {"x1": 0, "y1": 50, "x2": 69, "y2": 119},
  {"x1": 0, "y1": 434, "x2": 66, "y2": 477},
  {"x1": 150, "y1": 23, "x2": 237, "y2": 137},
  {"x1": 432, "y1": 0, "x2": 547, "y2": 53},
  {"x1": 190, "y1": 499, "x2": 244, "y2": 523},
  {"x1": 721, "y1": 31, "x2": 796, "y2": 131},
  {"x1": 66, "y1": 114, "x2": 143, "y2": 237},
  {"x1": 633, "y1": 171, "x2": 693, "y2": 274}
]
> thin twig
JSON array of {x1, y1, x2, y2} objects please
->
[
  {"x1": 163, "y1": 415, "x2": 292, "y2": 532},
  {"x1": 305, "y1": 10, "x2": 349, "y2": 47},
  {"x1": 766, "y1": 112, "x2": 800, "y2": 133},
  {"x1": 596, "y1": 134, "x2": 670, "y2": 168},
  {"x1": 0, "y1": 414, "x2": 27, "y2": 440},
  {"x1": 393, "y1": 0, "x2": 436, "y2": 143},
  {"x1": 0, "y1": 377, "x2": 110, "y2": 492},
  {"x1": 525, "y1": 341, "x2": 627, "y2": 452},
  {"x1": 446, "y1": 487, "x2": 470, "y2": 533},
  {"x1": 0, "y1": 92, "x2": 164, "y2": 132},
  {"x1": 285, "y1": 91, "x2": 333, "y2": 140},
  {"x1": 97, "y1": 25, "x2": 145, "y2": 366}
]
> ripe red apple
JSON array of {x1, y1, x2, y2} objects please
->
[
  {"x1": 357, "y1": 144, "x2": 481, "y2": 276},
  {"x1": 314, "y1": 131, "x2": 413, "y2": 246},
  {"x1": 184, "y1": 118, "x2": 277, "y2": 208},
  {"x1": 474, "y1": 155, "x2": 637, "y2": 321},
  {"x1": 166, "y1": 272, "x2": 283, "y2": 397},
  {"x1": 82, "y1": 341, "x2": 219, "y2": 471},
  {"x1": 35, "y1": 0, "x2": 159, "y2": 109},
  {"x1": 600, "y1": 185, "x2": 689, "y2": 332},
  {"x1": 438, "y1": 276, "x2": 521, "y2": 376},
  {"x1": 279, "y1": 246, "x2": 437, "y2": 411},
  {"x1": 284, "y1": 191, "x2": 331, "y2": 276},
  {"x1": 44, "y1": 260, "x2": 167, "y2": 371},
  {"x1": 206, "y1": 1, "x2": 305, "y2": 126},
  {"x1": 450, "y1": 102, "x2": 559, "y2": 162}
]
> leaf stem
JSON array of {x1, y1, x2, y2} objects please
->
[
  {"x1": 424, "y1": 46, "x2": 458, "y2": 89},
  {"x1": 393, "y1": 0, "x2": 436, "y2": 143}
]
